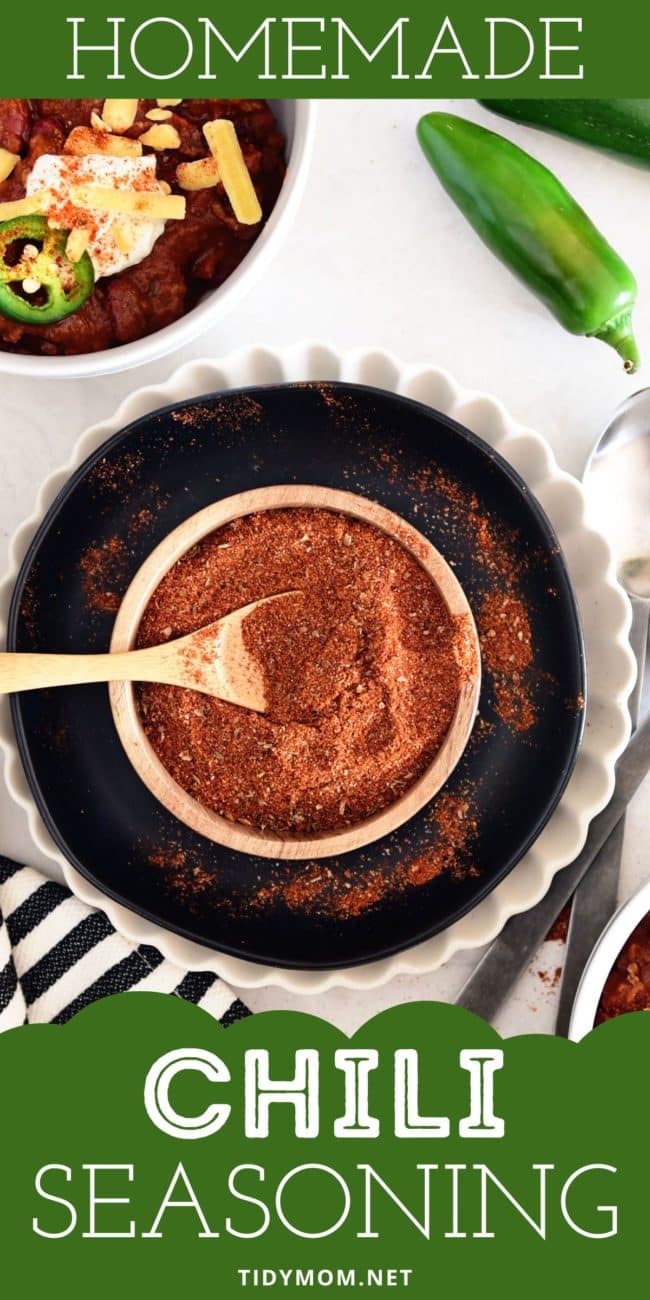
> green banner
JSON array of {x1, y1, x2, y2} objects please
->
[
  {"x1": 1, "y1": 995, "x2": 648, "y2": 1296},
  {"x1": 8, "y1": 2, "x2": 649, "y2": 97}
]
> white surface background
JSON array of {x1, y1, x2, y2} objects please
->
[{"x1": 1, "y1": 99, "x2": 648, "y2": 1033}]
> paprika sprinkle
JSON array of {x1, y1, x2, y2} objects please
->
[{"x1": 135, "y1": 506, "x2": 475, "y2": 836}]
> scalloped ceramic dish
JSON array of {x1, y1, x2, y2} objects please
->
[
  {"x1": 0, "y1": 346, "x2": 635, "y2": 991},
  {"x1": 6, "y1": 382, "x2": 584, "y2": 968}
]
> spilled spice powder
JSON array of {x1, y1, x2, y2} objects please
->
[
  {"x1": 80, "y1": 536, "x2": 128, "y2": 615},
  {"x1": 362, "y1": 451, "x2": 543, "y2": 737},
  {"x1": 477, "y1": 592, "x2": 536, "y2": 733},
  {"x1": 536, "y1": 965, "x2": 563, "y2": 993},
  {"x1": 141, "y1": 836, "x2": 236, "y2": 918},
  {"x1": 406, "y1": 791, "x2": 480, "y2": 886},
  {"x1": 546, "y1": 902, "x2": 571, "y2": 944},
  {"x1": 87, "y1": 449, "x2": 145, "y2": 498},
  {"x1": 427, "y1": 473, "x2": 539, "y2": 735},
  {"x1": 250, "y1": 788, "x2": 480, "y2": 919},
  {"x1": 79, "y1": 497, "x2": 166, "y2": 616},
  {"x1": 136, "y1": 507, "x2": 476, "y2": 836}
]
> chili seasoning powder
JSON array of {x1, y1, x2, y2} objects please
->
[{"x1": 135, "y1": 506, "x2": 474, "y2": 835}]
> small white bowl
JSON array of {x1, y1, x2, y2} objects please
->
[
  {"x1": 0, "y1": 101, "x2": 315, "y2": 380},
  {"x1": 569, "y1": 878, "x2": 650, "y2": 1040}
]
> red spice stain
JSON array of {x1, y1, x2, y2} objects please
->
[
  {"x1": 16, "y1": 561, "x2": 41, "y2": 643},
  {"x1": 129, "y1": 506, "x2": 155, "y2": 538},
  {"x1": 546, "y1": 902, "x2": 571, "y2": 944},
  {"x1": 145, "y1": 841, "x2": 236, "y2": 918},
  {"x1": 87, "y1": 449, "x2": 145, "y2": 496},
  {"x1": 170, "y1": 396, "x2": 265, "y2": 430},
  {"x1": 251, "y1": 787, "x2": 480, "y2": 920},
  {"x1": 353, "y1": 452, "x2": 543, "y2": 736},
  {"x1": 79, "y1": 536, "x2": 128, "y2": 614},
  {"x1": 78, "y1": 498, "x2": 162, "y2": 616},
  {"x1": 148, "y1": 848, "x2": 188, "y2": 871},
  {"x1": 407, "y1": 792, "x2": 480, "y2": 885},
  {"x1": 477, "y1": 591, "x2": 536, "y2": 733}
]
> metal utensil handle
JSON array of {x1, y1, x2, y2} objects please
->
[
  {"x1": 554, "y1": 598, "x2": 648, "y2": 1035},
  {"x1": 455, "y1": 712, "x2": 650, "y2": 1023}
]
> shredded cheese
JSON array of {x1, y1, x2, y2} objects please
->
[
  {"x1": 90, "y1": 111, "x2": 108, "y2": 131},
  {"x1": 203, "y1": 119, "x2": 262, "y2": 225},
  {"x1": 0, "y1": 148, "x2": 20, "y2": 183},
  {"x1": 112, "y1": 220, "x2": 134, "y2": 255},
  {"x1": 71, "y1": 185, "x2": 186, "y2": 221},
  {"x1": 65, "y1": 127, "x2": 142, "y2": 159},
  {"x1": 139, "y1": 124, "x2": 181, "y2": 151},
  {"x1": 146, "y1": 108, "x2": 172, "y2": 122},
  {"x1": 176, "y1": 156, "x2": 220, "y2": 192},
  {"x1": 65, "y1": 228, "x2": 91, "y2": 263},
  {"x1": 102, "y1": 99, "x2": 139, "y2": 133},
  {"x1": 157, "y1": 99, "x2": 182, "y2": 107},
  {"x1": 0, "y1": 193, "x2": 45, "y2": 221}
]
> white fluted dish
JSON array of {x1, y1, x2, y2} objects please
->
[{"x1": 0, "y1": 345, "x2": 635, "y2": 991}]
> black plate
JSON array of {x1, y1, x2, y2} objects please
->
[{"x1": 8, "y1": 383, "x2": 585, "y2": 969}]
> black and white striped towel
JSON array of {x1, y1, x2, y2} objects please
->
[{"x1": 0, "y1": 856, "x2": 249, "y2": 1033}]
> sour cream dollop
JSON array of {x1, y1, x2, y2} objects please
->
[{"x1": 26, "y1": 154, "x2": 166, "y2": 279}]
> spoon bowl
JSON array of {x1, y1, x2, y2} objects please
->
[
  {"x1": 0, "y1": 592, "x2": 297, "y2": 711},
  {"x1": 619, "y1": 556, "x2": 650, "y2": 602},
  {"x1": 584, "y1": 388, "x2": 650, "y2": 604},
  {"x1": 583, "y1": 386, "x2": 650, "y2": 717}
]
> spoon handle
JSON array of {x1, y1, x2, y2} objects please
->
[
  {"x1": 0, "y1": 648, "x2": 182, "y2": 694},
  {"x1": 554, "y1": 595, "x2": 649, "y2": 1035}
]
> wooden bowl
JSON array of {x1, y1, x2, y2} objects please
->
[{"x1": 110, "y1": 485, "x2": 481, "y2": 859}]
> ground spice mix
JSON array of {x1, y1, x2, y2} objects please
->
[{"x1": 136, "y1": 506, "x2": 473, "y2": 836}]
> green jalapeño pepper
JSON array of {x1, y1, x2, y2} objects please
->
[
  {"x1": 417, "y1": 112, "x2": 640, "y2": 372},
  {"x1": 0, "y1": 214, "x2": 94, "y2": 326},
  {"x1": 480, "y1": 100, "x2": 650, "y2": 168}
]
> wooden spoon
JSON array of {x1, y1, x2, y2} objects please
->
[{"x1": 0, "y1": 593, "x2": 297, "y2": 712}]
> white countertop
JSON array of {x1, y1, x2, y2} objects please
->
[{"x1": 1, "y1": 99, "x2": 648, "y2": 1034}]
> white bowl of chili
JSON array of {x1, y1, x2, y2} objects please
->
[
  {"x1": 0, "y1": 100, "x2": 315, "y2": 379},
  {"x1": 569, "y1": 878, "x2": 650, "y2": 1040}
]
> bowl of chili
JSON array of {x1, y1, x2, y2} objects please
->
[
  {"x1": 0, "y1": 98, "x2": 314, "y2": 378},
  {"x1": 569, "y1": 879, "x2": 650, "y2": 1039},
  {"x1": 109, "y1": 484, "x2": 481, "y2": 860}
]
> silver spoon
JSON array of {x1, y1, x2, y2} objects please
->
[{"x1": 556, "y1": 388, "x2": 650, "y2": 1034}]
